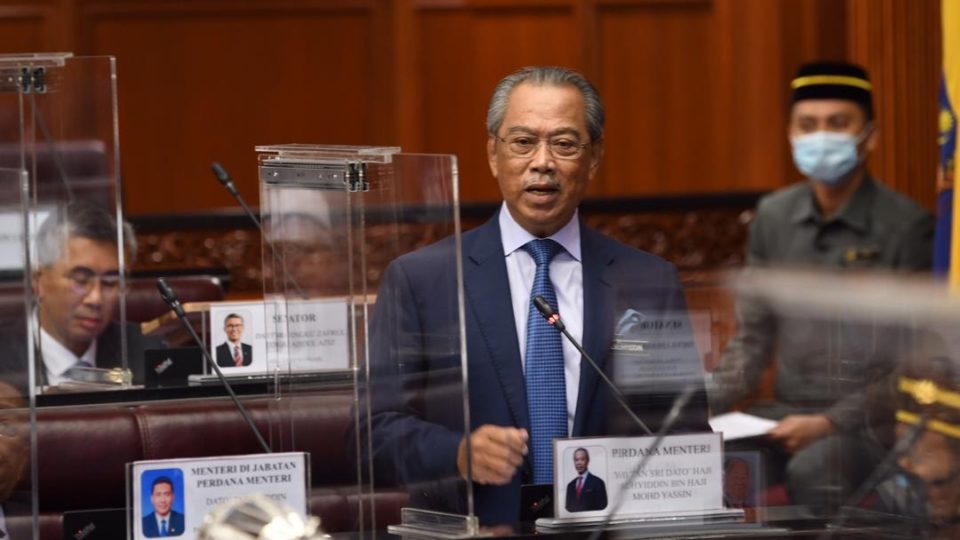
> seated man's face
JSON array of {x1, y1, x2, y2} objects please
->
[
  {"x1": 36, "y1": 236, "x2": 120, "y2": 354},
  {"x1": 897, "y1": 425, "x2": 960, "y2": 523}
]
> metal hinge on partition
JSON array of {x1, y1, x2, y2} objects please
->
[
  {"x1": 260, "y1": 160, "x2": 372, "y2": 192},
  {"x1": 19, "y1": 67, "x2": 46, "y2": 93},
  {"x1": 345, "y1": 161, "x2": 369, "y2": 192},
  {"x1": 0, "y1": 66, "x2": 46, "y2": 94}
]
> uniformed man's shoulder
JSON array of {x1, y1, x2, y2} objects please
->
[{"x1": 870, "y1": 178, "x2": 931, "y2": 223}]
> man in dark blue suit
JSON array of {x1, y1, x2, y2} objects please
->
[
  {"x1": 142, "y1": 476, "x2": 185, "y2": 537},
  {"x1": 362, "y1": 66, "x2": 709, "y2": 527},
  {"x1": 565, "y1": 447, "x2": 607, "y2": 512}
]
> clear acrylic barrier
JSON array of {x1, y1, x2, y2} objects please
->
[
  {"x1": 255, "y1": 145, "x2": 472, "y2": 536},
  {"x1": 697, "y1": 267, "x2": 960, "y2": 538},
  {"x1": 0, "y1": 53, "x2": 128, "y2": 536}
]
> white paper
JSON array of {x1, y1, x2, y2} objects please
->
[{"x1": 709, "y1": 412, "x2": 777, "y2": 441}]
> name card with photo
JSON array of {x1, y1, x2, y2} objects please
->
[
  {"x1": 553, "y1": 433, "x2": 723, "y2": 520},
  {"x1": 128, "y1": 452, "x2": 309, "y2": 540},
  {"x1": 209, "y1": 298, "x2": 350, "y2": 373}
]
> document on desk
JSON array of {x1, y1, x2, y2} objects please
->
[{"x1": 709, "y1": 412, "x2": 777, "y2": 441}]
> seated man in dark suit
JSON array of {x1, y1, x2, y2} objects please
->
[
  {"x1": 565, "y1": 447, "x2": 607, "y2": 512},
  {"x1": 142, "y1": 476, "x2": 185, "y2": 537},
  {"x1": 359, "y1": 66, "x2": 709, "y2": 528},
  {"x1": 215, "y1": 313, "x2": 253, "y2": 367},
  {"x1": 0, "y1": 201, "x2": 162, "y2": 393}
]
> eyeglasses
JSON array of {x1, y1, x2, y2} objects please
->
[
  {"x1": 64, "y1": 267, "x2": 123, "y2": 298},
  {"x1": 495, "y1": 135, "x2": 591, "y2": 160}
]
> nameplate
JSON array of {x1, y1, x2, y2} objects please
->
[
  {"x1": 128, "y1": 452, "x2": 309, "y2": 539},
  {"x1": 0, "y1": 206, "x2": 51, "y2": 270},
  {"x1": 612, "y1": 310, "x2": 704, "y2": 391},
  {"x1": 266, "y1": 297, "x2": 350, "y2": 371},
  {"x1": 209, "y1": 298, "x2": 349, "y2": 373},
  {"x1": 554, "y1": 433, "x2": 723, "y2": 519}
]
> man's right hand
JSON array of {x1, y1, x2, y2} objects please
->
[{"x1": 457, "y1": 425, "x2": 528, "y2": 485}]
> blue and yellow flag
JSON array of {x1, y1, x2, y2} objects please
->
[{"x1": 936, "y1": 0, "x2": 959, "y2": 285}]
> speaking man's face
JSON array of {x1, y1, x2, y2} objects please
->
[
  {"x1": 487, "y1": 82, "x2": 602, "y2": 238},
  {"x1": 574, "y1": 450, "x2": 589, "y2": 475},
  {"x1": 225, "y1": 317, "x2": 244, "y2": 342},
  {"x1": 151, "y1": 481, "x2": 173, "y2": 516},
  {"x1": 36, "y1": 236, "x2": 120, "y2": 355}
]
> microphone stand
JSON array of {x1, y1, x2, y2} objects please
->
[
  {"x1": 157, "y1": 277, "x2": 271, "y2": 454},
  {"x1": 211, "y1": 162, "x2": 309, "y2": 301}
]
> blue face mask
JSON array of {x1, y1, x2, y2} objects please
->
[{"x1": 790, "y1": 130, "x2": 869, "y2": 186}]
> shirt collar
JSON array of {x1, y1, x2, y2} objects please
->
[
  {"x1": 38, "y1": 323, "x2": 96, "y2": 379},
  {"x1": 790, "y1": 176, "x2": 874, "y2": 232},
  {"x1": 498, "y1": 202, "x2": 582, "y2": 261}
]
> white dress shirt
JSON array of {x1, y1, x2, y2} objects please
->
[
  {"x1": 153, "y1": 512, "x2": 171, "y2": 535},
  {"x1": 499, "y1": 203, "x2": 583, "y2": 434},
  {"x1": 38, "y1": 325, "x2": 97, "y2": 386}
]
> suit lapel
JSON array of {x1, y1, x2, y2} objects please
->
[
  {"x1": 463, "y1": 218, "x2": 529, "y2": 431},
  {"x1": 573, "y1": 226, "x2": 615, "y2": 436}
]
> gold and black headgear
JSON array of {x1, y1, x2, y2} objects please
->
[{"x1": 791, "y1": 61, "x2": 874, "y2": 121}]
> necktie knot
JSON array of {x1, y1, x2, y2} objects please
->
[{"x1": 522, "y1": 239, "x2": 563, "y2": 267}]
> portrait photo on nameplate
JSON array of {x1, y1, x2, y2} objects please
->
[
  {"x1": 128, "y1": 452, "x2": 309, "y2": 540},
  {"x1": 554, "y1": 433, "x2": 724, "y2": 520},
  {"x1": 209, "y1": 302, "x2": 267, "y2": 374}
]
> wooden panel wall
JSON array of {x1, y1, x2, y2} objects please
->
[{"x1": 0, "y1": 0, "x2": 942, "y2": 215}]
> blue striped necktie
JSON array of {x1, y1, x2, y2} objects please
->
[{"x1": 522, "y1": 238, "x2": 567, "y2": 484}]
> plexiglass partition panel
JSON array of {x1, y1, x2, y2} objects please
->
[
  {"x1": 256, "y1": 145, "x2": 471, "y2": 536},
  {"x1": 0, "y1": 53, "x2": 126, "y2": 537},
  {"x1": 693, "y1": 268, "x2": 960, "y2": 538}
]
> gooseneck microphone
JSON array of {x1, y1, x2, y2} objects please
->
[
  {"x1": 156, "y1": 277, "x2": 272, "y2": 454},
  {"x1": 532, "y1": 295, "x2": 652, "y2": 436},
  {"x1": 211, "y1": 162, "x2": 308, "y2": 300}
]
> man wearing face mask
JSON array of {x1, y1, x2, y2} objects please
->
[{"x1": 708, "y1": 61, "x2": 934, "y2": 508}]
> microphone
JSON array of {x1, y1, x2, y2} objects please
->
[
  {"x1": 156, "y1": 278, "x2": 272, "y2": 454},
  {"x1": 156, "y1": 277, "x2": 184, "y2": 317},
  {"x1": 532, "y1": 295, "x2": 652, "y2": 435},
  {"x1": 211, "y1": 162, "x2": 308, "y2": 300}
]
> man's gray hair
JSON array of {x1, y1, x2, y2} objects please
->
[
  {"x1": 486, "y1": 66, "x2": 605, "y2": 143},
  {"x1": 35, "y1": 201, "x2": 136, "y2": 267}
]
